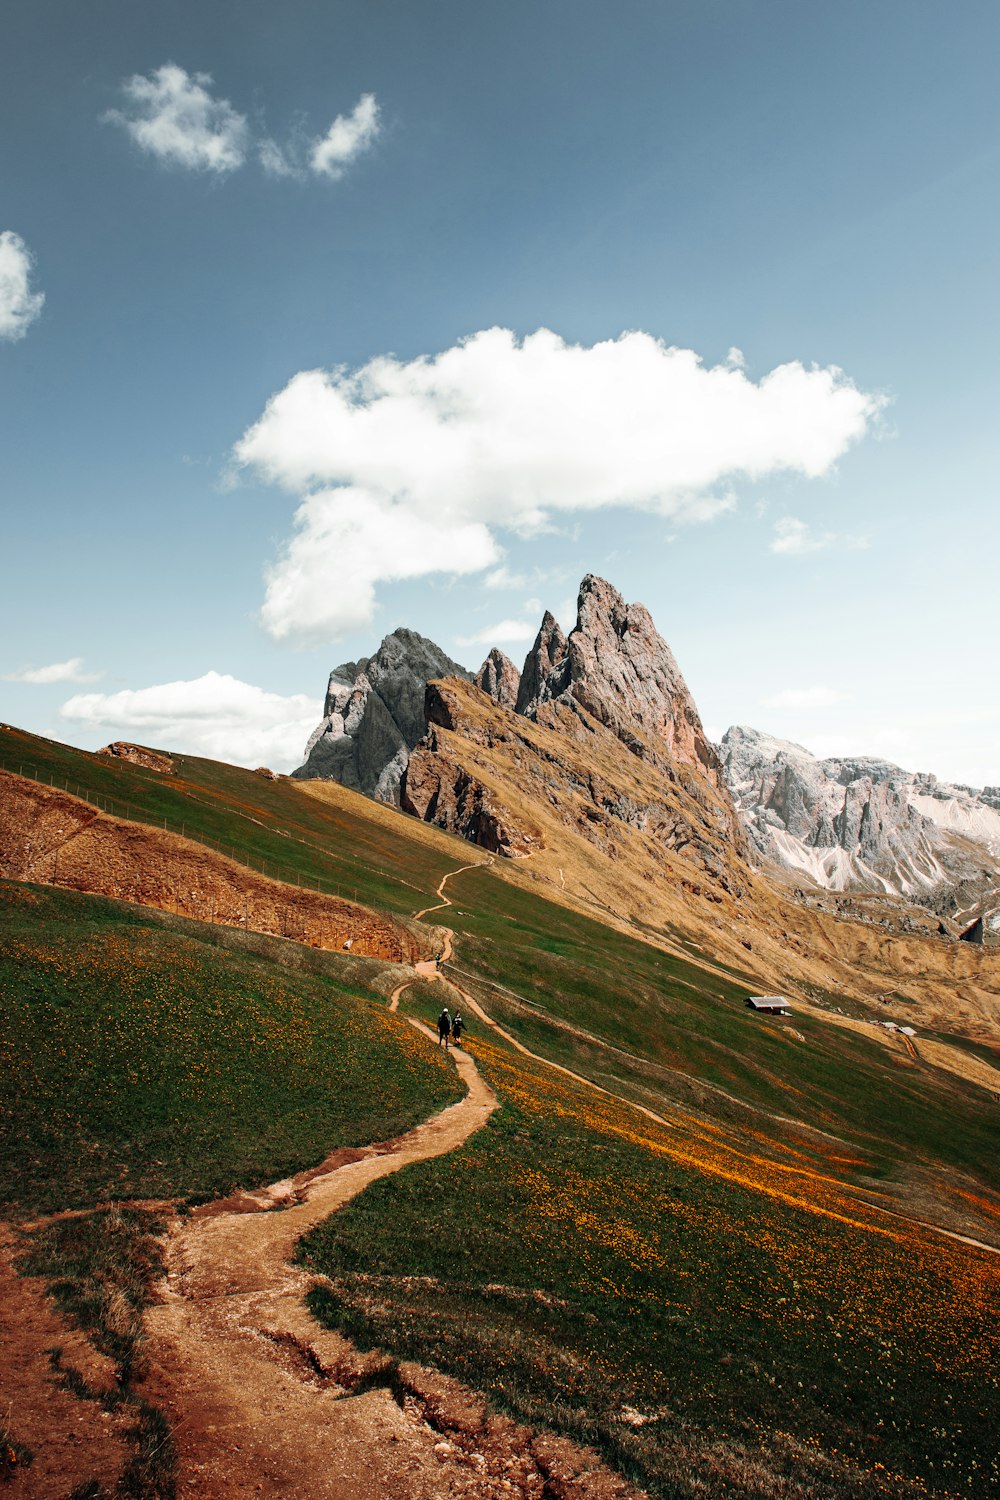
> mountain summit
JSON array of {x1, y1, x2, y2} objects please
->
[
  {"x1": 297, "y1": 575, "x2": 746, "y2": 896},
  {"x1": 515, "y1": 574, "x2": 722, "y2": 787},
  {"x1": 294, "y1": 628, "x2": 471, "y2": 803}
]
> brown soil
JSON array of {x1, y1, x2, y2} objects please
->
[
  {"x1": 140, "y1": 1025, "x2": 644, "y2": 1498},
  {"x1": 0, "y1": 770, "x2": 420, "y2": 962},
  {"x1": 0, "y1": 1228, "x2": 131, "y2": 1499}
]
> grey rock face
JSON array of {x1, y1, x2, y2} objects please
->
[
  {"x1": 476, "y1": 648, "x2": 521, "y2": 710},
  {"x1": 518, "y1": 575, "x2": 722, "y2": 787},
  {"x1": 294, "y1": 628, "x2": 472, "y2": 804},
  {"x1": 515, "y1": 612, "x2": 567, "y2": 714},
  {"x1": 719, "y1": 724, "x2": 1000, "y2": 906}
]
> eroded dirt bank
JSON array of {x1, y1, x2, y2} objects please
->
[{"x1": 0, "y1": 771, "x2": 419, "y2": 962}]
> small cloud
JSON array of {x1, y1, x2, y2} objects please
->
[
  {"x1": 104, "y1": 63, "x2": 248, "y2": 172},
  {"x1": 484, "y1": 564, "x2": 532, "y2": 591},
  {"x1": 0, "y1": 231, "x2": 44, "y2": 341},
  {"x1": 763, "y1": 686, "x2": 849, "y2": 709},
  {"x1": 258, "y1": 136, "x2": 301, "y2": 179},
  {"x1": 456, "y1": 616, "x2": 539, "y2": 648},
  {"x1": 60, "y1": 671, "x2": 318, "y2": 772},
  {"x1": 769, "y1": 517, "x2": 836, "y2": 555},
  {"x1": 3, "y1": 657, "x2": 100, "y2": 685},
  {"x1": 310, "y1": 93, "x2": 380, "y2": 179},
  {"x1": 769, "y1": 516, "x2": 869, "y2": 557}
]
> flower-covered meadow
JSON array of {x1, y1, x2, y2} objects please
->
[
  {"x1": 0, "y1": 881, "x2": 460, "y2": 1215},
  {"x1": 303, "y1": 1034, "x2": 1000, "y2": 1499}
]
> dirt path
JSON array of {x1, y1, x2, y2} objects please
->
[
  {"x1": 412, "y1": 859, "x2": 493, "y2": 922},
  {"x1": 142, "y1": 1031, "x2": 509, "y2": 1499}
]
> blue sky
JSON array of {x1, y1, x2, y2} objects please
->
[{"x1": 2, "y1": 0, "x2": 998, "y2": 781}]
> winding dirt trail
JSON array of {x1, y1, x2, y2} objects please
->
[
  {"x1": 412, "y1": 859, "x2": 493, "y2": 922},
  {"x1": 143, "y1": 1031, "x2": 505, "y2": 1499}
]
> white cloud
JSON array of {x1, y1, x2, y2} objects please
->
[
  {"x1": 456, "y1": 618, "x2": 540, "y2": 648},
  {"x1": 0, "y1": 231, "x2": 44, "y2": 341},
  {"x1": 763, "y1": 686, "x2": 848, "y2": 709},
  {"x1": 105, "y1": 64, "x2": 248, "y2": 172},
  {"x1": 61, "y1": 671, "x2": 318, "y2": 772},
  {"x1": 261, "y1": 488, "x2": 499, "y2": 642},
  {"x1": 258, "y1": 136, "x2": 300, "y2": 179},
  {"x1": 3, "y1": 657, "x2": 99, "y2": 685},
  {"x1": 236, "y1": 327, "x2": 884, "y2": 642},
  {"x1": 769, "y1": 516, "x2": 870, "y2": 556},
  {"x1": 310, "y1": 93, "x2": 380, "y2": 179},
  {"x1": 455, "y1": 601, "x2": 543, "y2": 648},
  {"x1": 769, "y1": 517, "x2": 836, "y2": 555},
  {"x1": 484, "y1": 564, "x2": 532, "y2": 591}
]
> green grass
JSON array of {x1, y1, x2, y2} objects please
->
[
  {"x1": 0, "y1": 723, "x2": 462, "y2": 915},
  {"x1": 0, "y1": 880, "x2": 462, "y2": 1217},
  {"x1": 301, "y1": 1033, "x2": 1000, "y2": 1500},
  {"x1": 436, "y1": 867, "x2": 1000, "y2": 1192}
]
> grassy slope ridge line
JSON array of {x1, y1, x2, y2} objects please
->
[
  {"x1": 302, "y1": 1031, "x2": 1000, "y2": 1500},
  {"x1": 0, "y1": 770, "x2": 422, "y2": 962},
  {"x1": 0, "y1": 881, "x2": 461, "y2": 1216},
  {"x1": 0, "y1": 723, "x2": 466, "y2": 916}
]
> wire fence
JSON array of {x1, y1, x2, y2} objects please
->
[{"x1": 0, "y1": 755, "x2": 368, "y2": 904}]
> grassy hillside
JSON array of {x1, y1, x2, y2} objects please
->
[
  {"x1": 0, "y1": 723, "x2": 466, "y2": 916},
  {"x1": 302, "y1": 1032, "x2": 1000, "y2": 1500},
  {"x1": 0, "y1": 880, "x2": 461, "y2": 1217},
  {"x1": 3, "y1": 726, "x2": 999, "y2": 1498},
  {"x1": 3, "y1": 724, "x2": 997, "y2": 1213}
]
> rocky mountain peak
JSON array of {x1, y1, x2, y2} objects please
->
[
  {"x1": 515, "y1": 611, "x2": 568, "y2": 714},
  {"x1": 476, "y1": 648, "x2": 521, "y2": 710},
  {"x1": 520, "y1": 575, "x2": 722, "y2": 786},
  {"x1": 295, "y1": 627, "x2": 471, "y2": 804}
]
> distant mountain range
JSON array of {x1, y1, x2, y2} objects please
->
[
  {"x1": 717, "y1": 725, "x2": 1000, "y2": 916},
  {"x1": 294, "y1": 576, "x2": 1000, "y2": 924}
]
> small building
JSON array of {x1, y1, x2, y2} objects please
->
[
  {"x1": 746, "y1": 995, "x2": 792, "y2": 1015},
  {"x1": 899, "y1": 1026, "x2": 917, "y2": 1037},
  {"x1": 959, "y1": 916, "x2": 985, "y2": 945}
]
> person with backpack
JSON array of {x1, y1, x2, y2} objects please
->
[
  {"x1": 452, "y1": 1013, "x2": 464, "y2": 1045},
  {"x1": 437, "y1": 1007, "x2": 451, "y2": 1048}
]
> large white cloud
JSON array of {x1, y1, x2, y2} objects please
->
[
  {"x1": 61, "y1": 672, "x2": 318, "y2": 772},
  {"x1": 0, "y1": 231, "x2": 44, "y2": 341},
  {"x1": 310, "y1": 93, "x2": 380, "y2": 179},
  {"x1": 105, "y1": 64, "x2": 248, "y2": 172},
  {"x1": 234, "y1": 327, "x2": 885, "y2": 642}
]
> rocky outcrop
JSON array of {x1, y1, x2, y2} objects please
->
[
  {"x1": 476, "y1": 648, "x2": 521, "y2": 710},
  {"x1": 720, "y1": 725, "x2": 1000, "y2": 908},
  {"x1": 294, "y1": 629, "x2": 472, "y2": 804},
  {"x1": 402, "y1": 725, "x2": 544, "y2": 858},
  {"x1": 99, "y1": 742, "x2": 174, "y2": 775},
  {"x1": 518, "y1": 576, "x2": 723, "y2": 788}
]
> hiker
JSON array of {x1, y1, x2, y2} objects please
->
[
  {"x1": 437, "y1": 1007, "x2": 451, "y2": 1048},
  {"x1": 452, "y1": 1013, "x2": 464, "y2": 1045}
]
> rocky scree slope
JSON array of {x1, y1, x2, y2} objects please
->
[
  {"x1": 720, "y1": 725, "x2": 1000, "y2": 915},
  {"x1": 295, "y1": 628, "x2": 471, "y2": 804}
]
